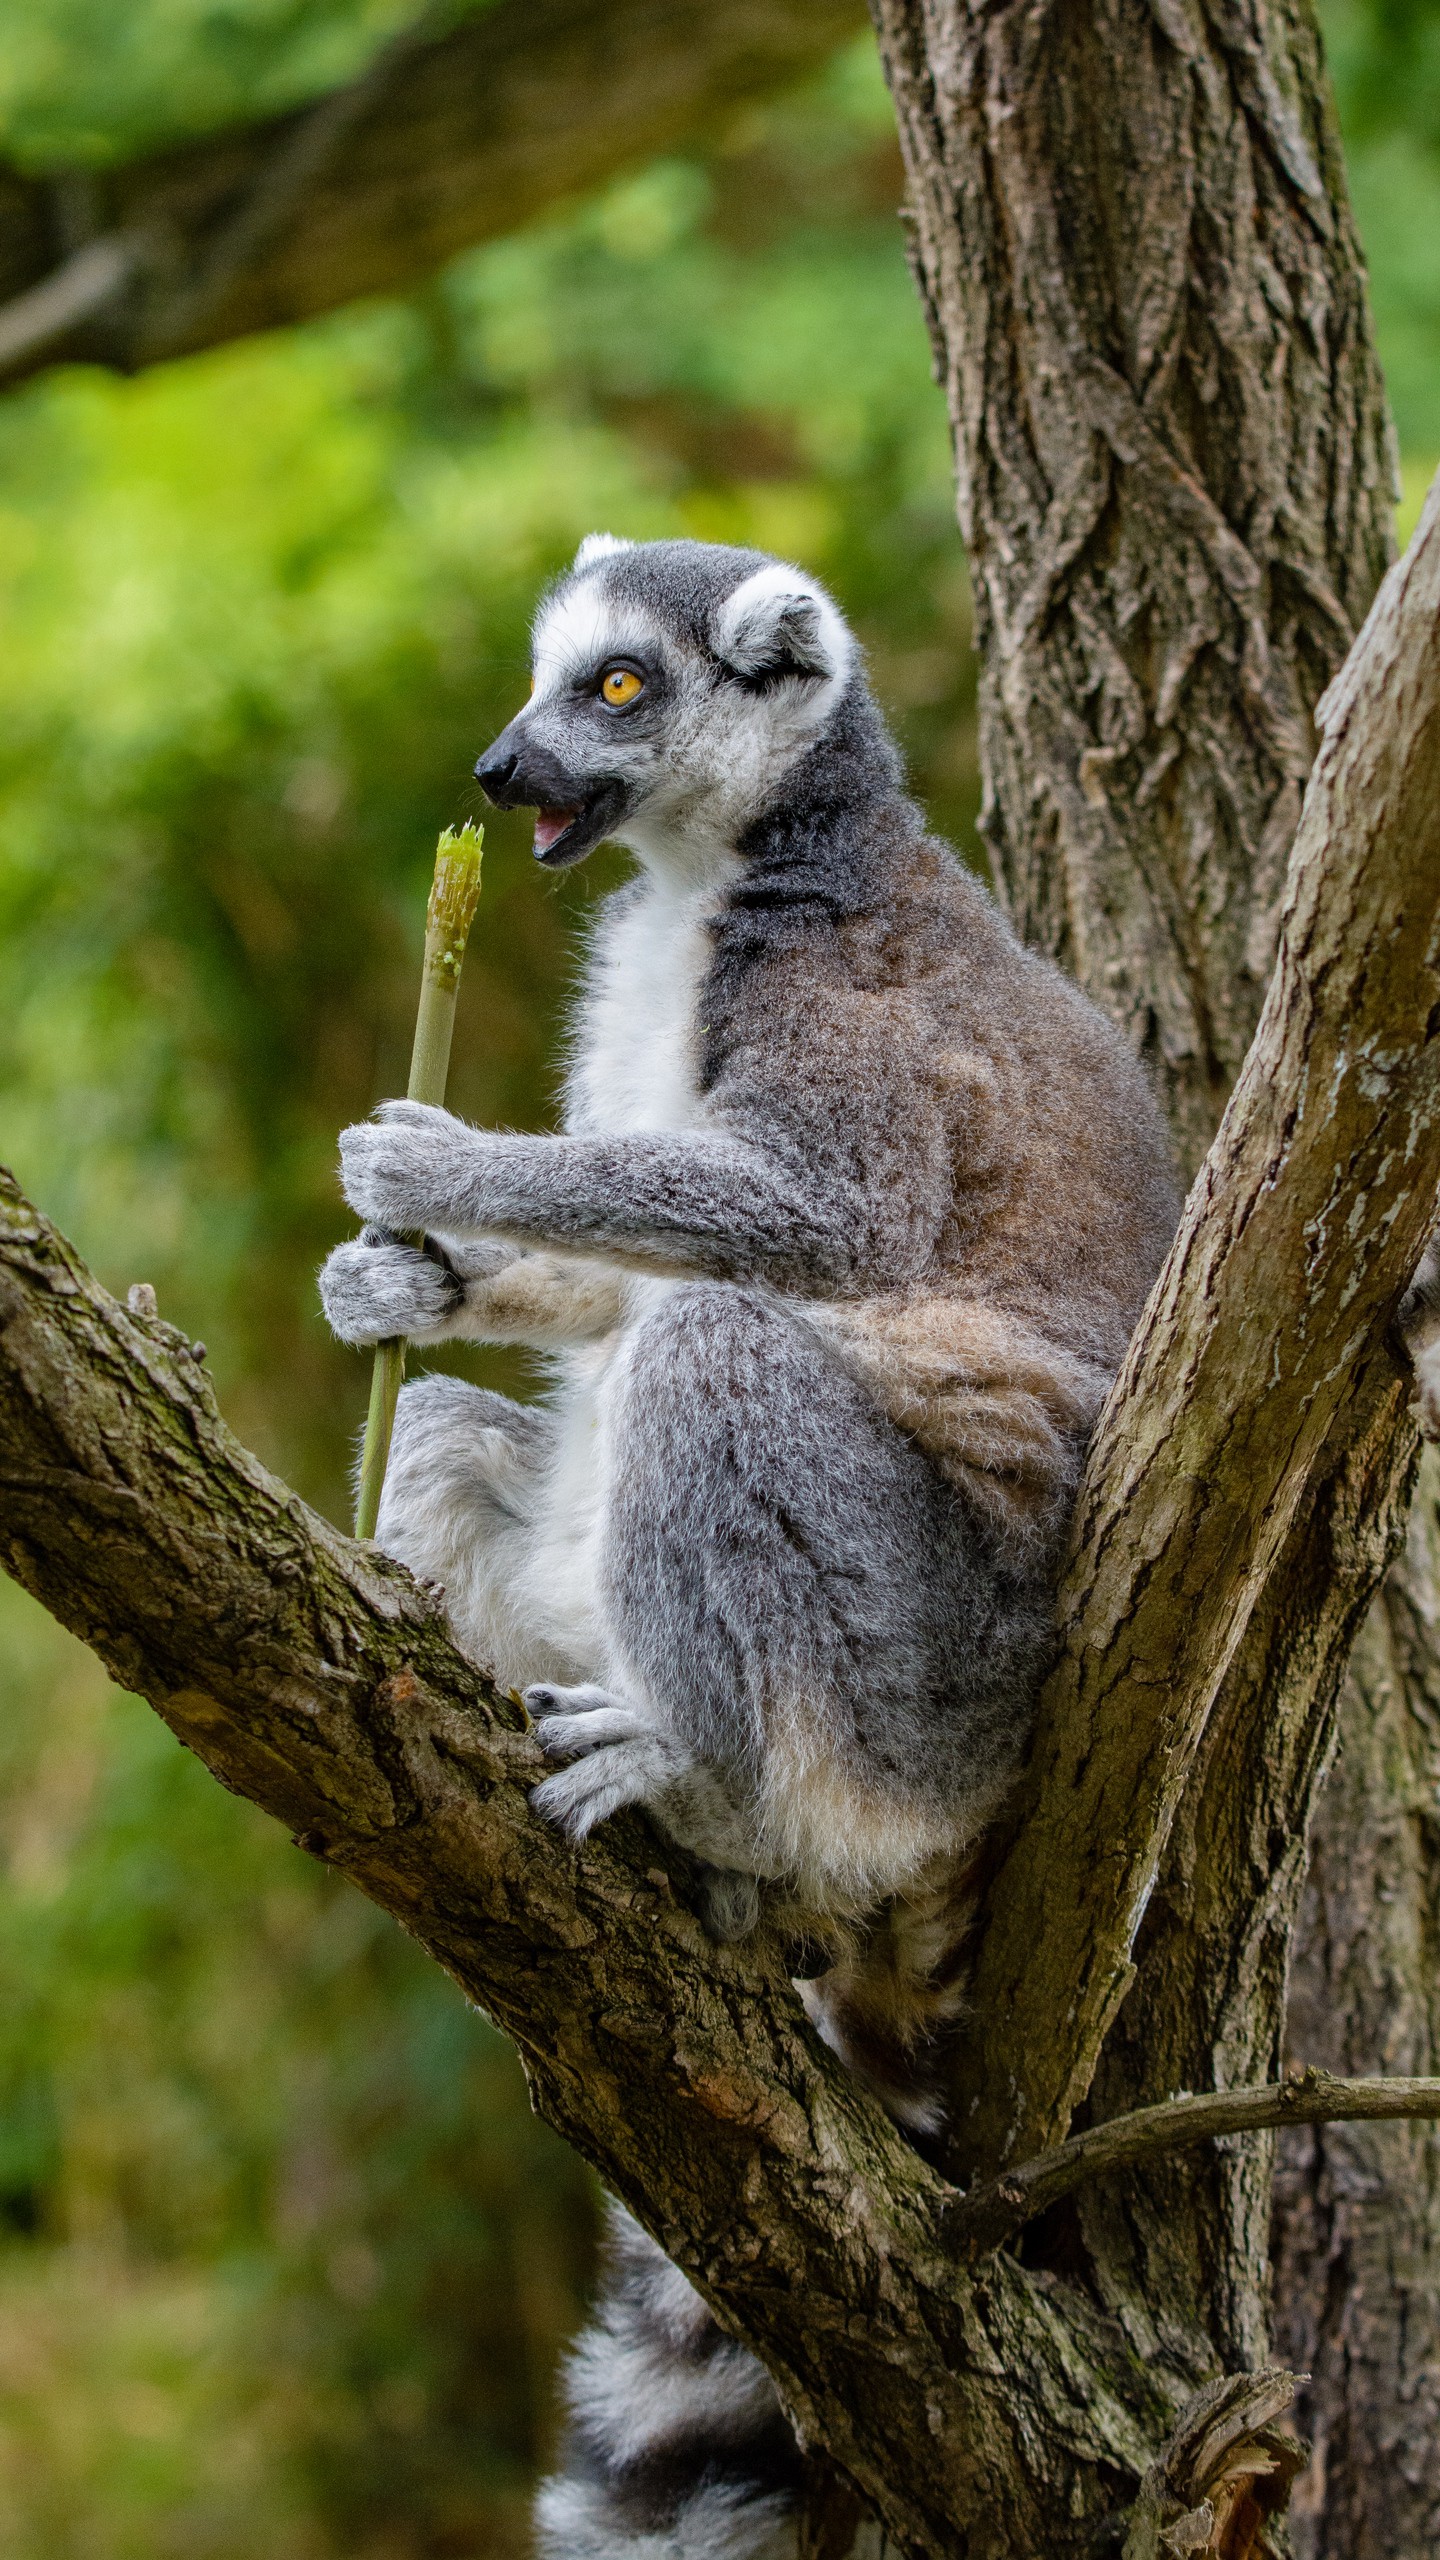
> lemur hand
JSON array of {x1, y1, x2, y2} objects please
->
[
  {"x1": 339, "y1": 1099, "x2": 494, "y2": 1235},
  {"x1": 318, "y1": 1227, "x2": 463, "y2": 1345}
]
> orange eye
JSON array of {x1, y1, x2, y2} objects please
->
[{"x1": 601, "y1": 666, "x2": 644, "y2": 707}]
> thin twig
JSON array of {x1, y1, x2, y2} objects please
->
[
  {"x1": 946, "y1": 2067, "x2": 1440, "y2": 2259},
  {"x1": 353, "y1": 821, "x2": 483, "y2": 1541},
  {"x1": 0, "y1": 234, "x2": 142, "y2": 377}
]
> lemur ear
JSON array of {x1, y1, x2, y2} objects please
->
[
  {"x1": 715, "y1": 565, "x2": 853, "y2": 688},
  {"x1": 573, "y1": 532, "x2": 634, "y2": 572}
]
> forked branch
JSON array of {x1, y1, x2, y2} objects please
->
[{"x1": 0, "y1": 1172, "x2": 1193, "y2": 2555}]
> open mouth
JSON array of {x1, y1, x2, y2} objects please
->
[
  {"x1": 531, "y1": 780, "x2": 629, "y2": 869},
  {"x1": 534, "y1": 806, "x2": 580, "y2": 858}
]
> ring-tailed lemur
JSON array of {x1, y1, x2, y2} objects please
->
[{"x1": 319, "y1": 536, "x2": 1181, "y2": 2558}]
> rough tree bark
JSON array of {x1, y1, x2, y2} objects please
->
[
  {"x1": 1270, "y1": 1466, "x2": 1440, "y2": 2560},
  {"x1": 0, "y1": 0, "x2": 865, "y2": 388},
  {"x1": 3, "y1": 436, "x2": 1440, "y2": 2554},
  {"x1": 869, "y1": 0, "x2": 1440, "y2": 2549}
]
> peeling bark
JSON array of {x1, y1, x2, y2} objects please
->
[{"x1": 1120, "y1": 2371, "x2": 1306, "y2": 2560}]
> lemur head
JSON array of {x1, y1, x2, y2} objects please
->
[{"x1": 473, "y1": 535, "x2": 858, "y2": 871}]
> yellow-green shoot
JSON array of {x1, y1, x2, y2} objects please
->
[{"x1": 353, "y1": 821, "x2": 484, "y2": 1540}]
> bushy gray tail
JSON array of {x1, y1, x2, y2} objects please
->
[{"x1": 535, "y1": 2203, "x2": 802, "y2": 2559}]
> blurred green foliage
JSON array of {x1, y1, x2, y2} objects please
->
[
  {"x1": 0, "y1": 0, "x2": 458, "y2": 168},
  {"x1": 1322, "y1": 0, "x2": 1440, "y2": 454},
  {"x1": 0, "y1": 4, "x2": 1436, "y2": 2551}
]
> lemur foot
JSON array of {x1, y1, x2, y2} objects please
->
[
  {"x1": 527, "y1": 1685, "x2": 769, "y2": 1884},
  {"x1": 527, "y1": 1684, "x2": 689, "y2": 1840}
]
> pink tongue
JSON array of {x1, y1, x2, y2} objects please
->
[{"x1": 534, "y1": 807, "x2": 578, "y2": 854}]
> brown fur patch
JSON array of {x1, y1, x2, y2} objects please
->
[{"x1": 809, "y1": 1293, "x2": 1111, "y2": 1564}]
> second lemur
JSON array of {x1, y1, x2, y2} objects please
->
[{"x1": 320, "y1": 535, "x2": 1181, "y2": 2558}]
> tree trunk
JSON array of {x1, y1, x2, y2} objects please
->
[
  {"x1": 869, "y1": 0, "x2": 1440, "y2": 2549},
  {"x1": 1272, "y1": 1460, "x2": 1440, "y2": 2559}
]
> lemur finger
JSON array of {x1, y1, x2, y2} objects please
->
[
  {"x1": 373, "y1": 1097, "x2": 462, "y2": 1131},
  {"x1": 338, "y1": 1116, "x2": 457, "y2": 1228},
  {"x1": 531, "y1": 1702, "x2": 652, "y2": 1762},
  {"x1": 431, "y1": 1232, "x2": 520, "y2": 1283}
]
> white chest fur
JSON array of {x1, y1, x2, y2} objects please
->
[
  {"x1": 564, "y1": 864, "x2": 736, "y2": 1137},
  {"x1": 528, "y1": 860, "x2": 739, "y2": 1684}
]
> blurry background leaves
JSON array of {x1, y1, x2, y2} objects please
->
[
  {"x1": 0, "y1": 3, "x2": 1434, "y2": 2551},
  {"x1": 0, "y1": 0, "x2": 439, "y2": 167}
]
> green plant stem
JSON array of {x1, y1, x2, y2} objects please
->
[{"x1": 354, "y1": 822, "x2": 483, "y2": 1538}]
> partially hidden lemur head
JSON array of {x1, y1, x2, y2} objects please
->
[{"x1": 473, "y1": 535, "x2": 857, "y2": 870}]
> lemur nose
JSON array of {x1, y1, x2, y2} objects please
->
[{"x1": 474, "y1": 747, "x2": 519, "y2": 802}]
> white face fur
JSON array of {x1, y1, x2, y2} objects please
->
[{"x1": 495, "y1": 536, "x2": 856, "y2": 879}]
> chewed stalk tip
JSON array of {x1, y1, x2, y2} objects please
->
[{"x1": 428, "y1": 820, "x2": 485, "y2": 950}]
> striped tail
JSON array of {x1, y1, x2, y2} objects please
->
[{"x1": 536, "y1": 2202, "x2": 803, "y2": 2558}]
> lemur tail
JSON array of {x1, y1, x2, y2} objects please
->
[{"x1": 535, "y1": 2203, "x2": 804, "y2": 2560}]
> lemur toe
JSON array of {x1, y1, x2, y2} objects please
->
[
  {"x1": 531, "y1": 1751, "x2": 650, "y2": 1839},
  {"x1": 533, "y1": 1707, "x2": 650, "y2": 1764},
  {"x1": 525, "y1": 1684, "x2": 643, "y2": 1759},
  {"x1": 1412, "y1": 1389, "x2": 1440, "y2": 1443}
]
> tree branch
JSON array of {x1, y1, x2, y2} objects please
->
[
  {"x1": 951, "y1": 2070, "x2": 1440, "y2": 2261},
  {"x1": 0, "y1": 1171, "x2": 1191, "y2": 2559},
  {"x1": 946, "y1": 465, "x2": 1440, "y2": 2176},
  {"x1": 0, "y1": 0, "x2": 866, "y2": 389}
]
